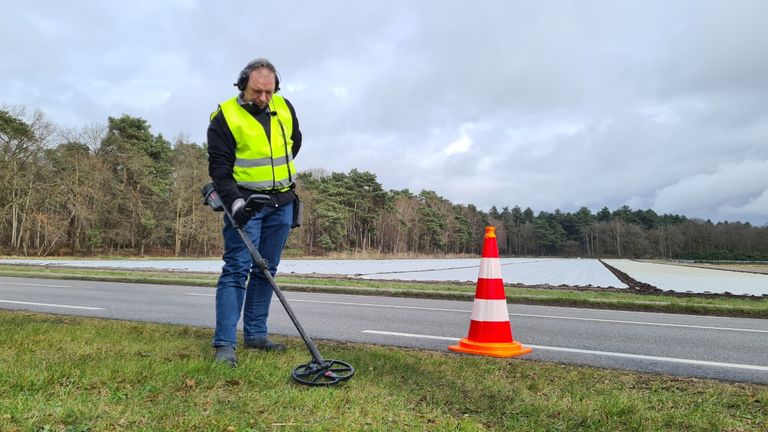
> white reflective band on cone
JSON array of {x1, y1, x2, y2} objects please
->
[
  {"x1": 470, "y1": 299, "x2": 510, "y2": 322},
  {"x1": 478, "y1": 257, "x2": 502, "y2": 279}
]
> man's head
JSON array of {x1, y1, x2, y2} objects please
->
[{"x1": 236, "y1": 58, "x2": 280, "y2": 109}]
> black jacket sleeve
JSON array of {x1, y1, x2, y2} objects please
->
[
  {"x1": 285, "y1": 98, "x2": 302, "y2": 158},
  {"x1": 207, "y1": 108, "x2": 241, "y2": 211}
]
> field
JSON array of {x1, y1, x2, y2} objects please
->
[{"x1": 2, "y1": 257, "x2": 767, "y2": 296}]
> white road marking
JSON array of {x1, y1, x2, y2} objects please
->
[
  {"x1": 0, "y1": 282, "x2": 70, "y2": 288},
  {"x1": 290, "y1": 299, "x2": 469, "y2": 313},
  {"x1": 183, "y1": 293, "x2": 768, "y2": 334},
  {"x1": 362, "y1": 330, "x2": 458, "y2": 341},
  {"x1": 0, "y1": 299, "x2": 105, "y2": 310},
  {"x1": 185, "y1": 293, "x2": 469, "y2": 312},
  {"x1": 362, "y1": 330, "x2": 768, "y2": 372}
]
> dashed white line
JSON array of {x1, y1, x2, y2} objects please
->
[
  {"x1": 0, "y1": 299, "x2": 105, "y2": 310},
  {"x1": 0, "y1": 282, "x2": 70, "y2": 288},
  {"x1": 288, "y1": 298, "x2": 469, "y2": 313},
  {"x1": 362, "y1": 330, "x2": 458, "y2": 341},
  {"x1": 361, "y1": 330, "x2": 768, "y2": 372}
]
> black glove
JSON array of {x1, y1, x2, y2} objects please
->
[
  {"x1": 231, "y1": 199, "x2": 252, "y2": 227},
  {"x1": 243, "y1": 195, "x2": 268, "y2": 214},
  {"x1": 231, "y1": 195, "x2": 270, "y2": 227}
]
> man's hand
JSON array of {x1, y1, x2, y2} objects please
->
[
  {"x1": 231, "y1": 198, "x2": 252, "y2": 227},
  {"x1": 243, "y1": 194, "x2": 269, "y2": 214},
  {"x1": 231, "y1": 195, "x2": 271, "y2": 227}
]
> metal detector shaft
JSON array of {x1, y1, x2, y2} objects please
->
[
  {"x1": 225, "y1": 208, "x2": 326, "y2": 364},
  {"x1": 202, "y1": 183, "x2": 324, "y2": 362},
  {"x1": 202, "y1": 183, "x2": 353, "y2": 385}
]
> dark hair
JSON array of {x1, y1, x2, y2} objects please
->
[
  {"x1": 242, "y1": 58, "x2": 277, "y2": 76},
  {"x1": 235, "y1": 58, "x2": 280, "y2": 92}
]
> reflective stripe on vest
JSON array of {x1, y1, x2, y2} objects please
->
[{"x1": 218, "y1": 95, "x2": 296, "y2": 191}]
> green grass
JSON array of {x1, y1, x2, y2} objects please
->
[
  {"x1": 0, "y1": 310, "x2": 766, "y2": 431},
  {"x1": 2, "y1": 263, "x2": 767, "y2": 318}
]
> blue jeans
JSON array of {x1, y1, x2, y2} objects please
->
[{"x1": 212, "y1": 201, "x2": 293, "y2": 347}]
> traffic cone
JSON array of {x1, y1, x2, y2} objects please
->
[{"x1": 449, "y1": 226, "x2": 532, "y2": 358}]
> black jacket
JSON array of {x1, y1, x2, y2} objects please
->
[{"x1": 207, "y1": 95, "x2": 302, "y2": 210}]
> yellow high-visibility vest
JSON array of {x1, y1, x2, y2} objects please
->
[{"x1": 217, "y1": 94, "x2": 296, "y2": 191}]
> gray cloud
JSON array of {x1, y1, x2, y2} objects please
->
[{"x1": 2, "y1": 0, "x2": 766, "y2": 225}]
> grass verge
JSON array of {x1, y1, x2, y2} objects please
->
[
  {"x1": 1, "y1": 310, "x2": 766, "y2": 431},
  {"x1": 1, "y1": 263, "x2": 767, "y2": 319}
]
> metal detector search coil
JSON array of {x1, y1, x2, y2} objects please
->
[{"x1": 201, "y1": 182, "x2": 355, "y2": 386}]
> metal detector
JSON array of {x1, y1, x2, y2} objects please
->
[{"x1": 202, "y1": 183, "x2": 355, "y2": 386}]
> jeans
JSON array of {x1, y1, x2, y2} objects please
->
[{"x1": 212, "y1": 201, "x2": 293, "y2": 347}]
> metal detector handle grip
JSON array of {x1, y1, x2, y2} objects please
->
[
  {"x1": 244, "y1": 193, "x2": 272, "y2": 214},
  {"x1": 201, "y1": 182, "x2": 224, "y2": 212}
]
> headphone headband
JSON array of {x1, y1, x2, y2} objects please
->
[{"x1": 234, "y1": 58, "x2": 281, "y2": 92}]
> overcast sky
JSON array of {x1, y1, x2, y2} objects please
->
[{"x1": 3, "y1": 1, "x2": 767, "y2": 225}]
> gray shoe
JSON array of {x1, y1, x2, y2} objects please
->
[
  {"x1": 214, "y1": 346, "x2": 237, "y2": 367},
  {"x1": 243, "y1": 338, "x2": 286, "y2": 352}
]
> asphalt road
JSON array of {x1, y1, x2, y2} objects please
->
[{"x1": 2, "y1": 276, "x2": 767, "y2": 384}]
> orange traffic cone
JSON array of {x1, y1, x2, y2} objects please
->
[{"x1": 449, "y1": 226, "x2": 532, "y2": 358}]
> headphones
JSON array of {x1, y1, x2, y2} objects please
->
[{"x1": 235, "y1": 58, "x2": 280, "y2": 93}]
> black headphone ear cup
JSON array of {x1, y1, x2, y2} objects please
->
[
  {"x1": 236, "y1": 70, "x2": 249, "y2": 91},
  {"x1": 274, "y1": 74, "x2": 280, "y2": 93}
]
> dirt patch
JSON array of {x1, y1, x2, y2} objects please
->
[
  {"x1": 290, "y1": 273, "x2": 643, "y2": 295},
  {"x1": 598, "y1": 260, "x2": 665, "y2": 294}
]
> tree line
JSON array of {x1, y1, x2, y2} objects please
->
[{"x1": 2, "y1": 107, "x2": 767, "y2": 260}]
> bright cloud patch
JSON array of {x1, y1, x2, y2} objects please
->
[{"x1": 444, "y1": 133, "x2": 472, "y2": 155}]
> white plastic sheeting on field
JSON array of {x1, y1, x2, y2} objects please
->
[
  {"x1": 0, "y1": 258, "x2": 626, "y2": 288},
  {"x1": 346, "y1": 258, "x2": 626, "y2": 288},
  {"x1": 603, "y1": 259, "x2": 768, "y2": 296}
]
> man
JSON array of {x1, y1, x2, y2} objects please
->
[{"x1": 207, "y1": 58, "x2": 302, "y2": 366}]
